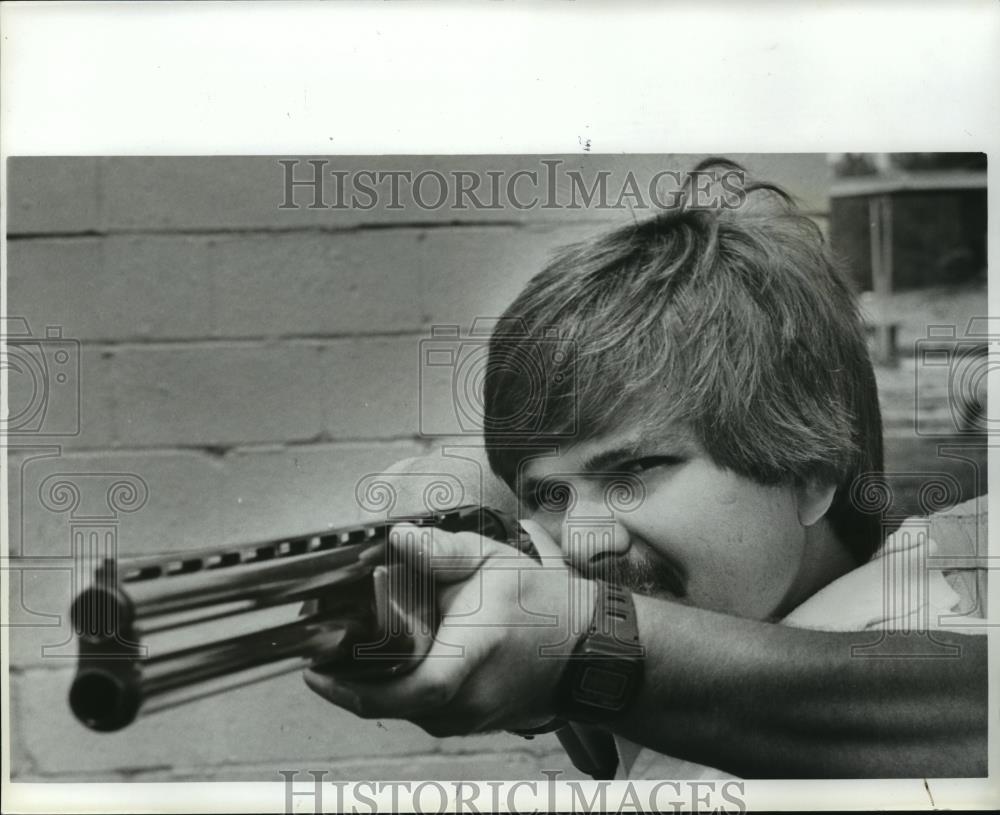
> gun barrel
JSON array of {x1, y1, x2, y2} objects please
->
[
  {"x1": 68, "y1": 614, "x2": 369, "y2": 732},
  {"x1": 125, "y1": 543, "x2": 375, "y2": 617}
]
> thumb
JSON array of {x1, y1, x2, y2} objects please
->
[{"x1": 516, "y1": 519, "x2": 567, "y2": 568}]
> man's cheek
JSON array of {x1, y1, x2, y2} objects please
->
[
  {"x1": 682, "y1": 569, "x2": 739, "y2": 615},
  {"x1": 685, "y1": 557, "x2": 781, "y2": 618}
]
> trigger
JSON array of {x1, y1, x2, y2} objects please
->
[{"x1": 514, "y1": 522, "x2": 542, "y2": 563}]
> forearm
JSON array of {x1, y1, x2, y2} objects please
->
[{"x1": 612, "y1": 594, "x2": 988, "y2": 778}]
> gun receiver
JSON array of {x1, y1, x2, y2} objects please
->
[{"x1": 69, "y1": 505, "x2": 531, "y2": 733}]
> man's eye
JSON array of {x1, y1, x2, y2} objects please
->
[
  {"x1": 622, "y1": 456, "x2": 682, "y2": 474},
  {"x1": 529, "y1": 480, "x2": 576, "y2": 513}
]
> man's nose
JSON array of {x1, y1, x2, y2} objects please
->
[{"x1": 560, "y1": 505, "x2": 632, "y2": 574}]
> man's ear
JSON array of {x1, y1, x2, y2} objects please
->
[{"x1": 795, "y1": 480, "x2": 837, "y2": 527}]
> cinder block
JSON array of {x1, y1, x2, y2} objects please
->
[
  {"x1": 320, "y1": 337, "x2": 423, "y2": 440},
  {"x1": 101, "y1": 237, "x2": 216, "y2": 339},
  {"x1": 352, "y1": 445, "x2": 517, "y2": 525},
  {"x1": 10, "y1": 162, "x2": 830, "y2": 349},
  {"x1": 6, "y1": 157, "x2": 100, "y2": 234},
  {"x1": 97, "y1": 157, "x2": 558, "y2": 231},
  {"x1": 110, "y1": 344, "x2": 325, "y2": 446},
  {"x1": 8, "y1": 441, "x2": 424, "y2": 561},
  {"x1": 415, "y1": 224, "x2": 604, "y2": 327},
  {"x1": 6, "y1": 236, "x2": 215, "y2": 342},
  {"x1": 99, "y1": 157, "x2": 295, "y2": 232},
  {"x1": 10, "y1": 668, "x2": 440, "y2": 778},
  {"x1": 209, "y1": 232, "x2": 422, "y2": 338},
  {"x1": 7, "y1": 441, "x2": 424, "y2": 668},
  {"x1": 6, "y1": 239, "x2": 104, "y2": 338},
  {"x1": 316, "y1": 333, "x2": 512, "y2": 443},
  {"x1": 217, "y1": 441, "x2": 426, "y2": 537},
  {"x1": 211, "y1": 225, "x2": 609, "y2": 341},
  {"x1": 0, "y1": 338, "x2": 114, "y2": 449},
  {"x1": 7, "y1": 233, "x2": 423, "y2": 342}
]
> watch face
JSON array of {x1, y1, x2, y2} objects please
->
[
  {"x1": 568, "y1": 655, "x2": 643, "y2": 716},
  {"x1": 579, "y1": 665, "x2": 630, "y2": 706}
]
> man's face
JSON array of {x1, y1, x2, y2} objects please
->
[{"x1": 517, "y1": 424, "x2": 811, "y2": 620}]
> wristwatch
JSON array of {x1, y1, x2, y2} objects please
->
[{"x1": 554, "y1": 580, "x2": 644, "y2": 723}]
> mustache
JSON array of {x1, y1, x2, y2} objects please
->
[{"x1": 581, "y1": 550, "x2": 687, "y2": 599}]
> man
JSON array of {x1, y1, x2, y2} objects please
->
[{"x1": 305, "y1": 161, "x2": 987, "y2": 778}]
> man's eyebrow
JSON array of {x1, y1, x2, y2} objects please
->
[
  {"x1": 580, "y1": 443, "x2": 647, "y2": 474},
  {"x1": 582, "y1": 430, "x2": 694, "y2": 472},
  {"x1": 518, "y1": 434, "x2": 689, "y2": 500},
  {"x1": 519, "y1": 445, "x2": 645, "y2": 499}
]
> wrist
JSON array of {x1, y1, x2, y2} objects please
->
[
  {"x1": 557, "y1": 574, "x2": 603, "y2": 656},
  {"x1": 508, "y1": 573, "x2": 599, "y2": 736}
]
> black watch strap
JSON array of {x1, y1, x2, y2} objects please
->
[{"x1": 555, "y1": 581, "x2": 644, "y2": 723}]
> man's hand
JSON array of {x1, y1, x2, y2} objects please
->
[{"x1": 303, "y1": 519, "x2": 597, "y2": 737}]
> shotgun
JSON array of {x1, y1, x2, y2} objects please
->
[{"x1": 68, "y1": 504, "x2": 618, "y2": 778}]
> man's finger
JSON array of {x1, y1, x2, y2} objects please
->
[
  {"x1": 303, "y1": 659, "x2": 461, "y2": 720},
  {"x1": 388, "y1": 523, "x2": 504, "y2": 582},
  {"x1": 516, "y1": 519, "x2": 566, "y2": 567},
  {"x1": 303, "y1": 669, "x2": 361, "y2": 711}
]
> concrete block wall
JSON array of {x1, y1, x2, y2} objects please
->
[{"x1": 5, "y1": 155, "x2": 832, "y2": 781}]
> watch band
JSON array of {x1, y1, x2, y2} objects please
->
[{"x1": 555, "y1": 580, "x2": 644, "y2": 723}]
